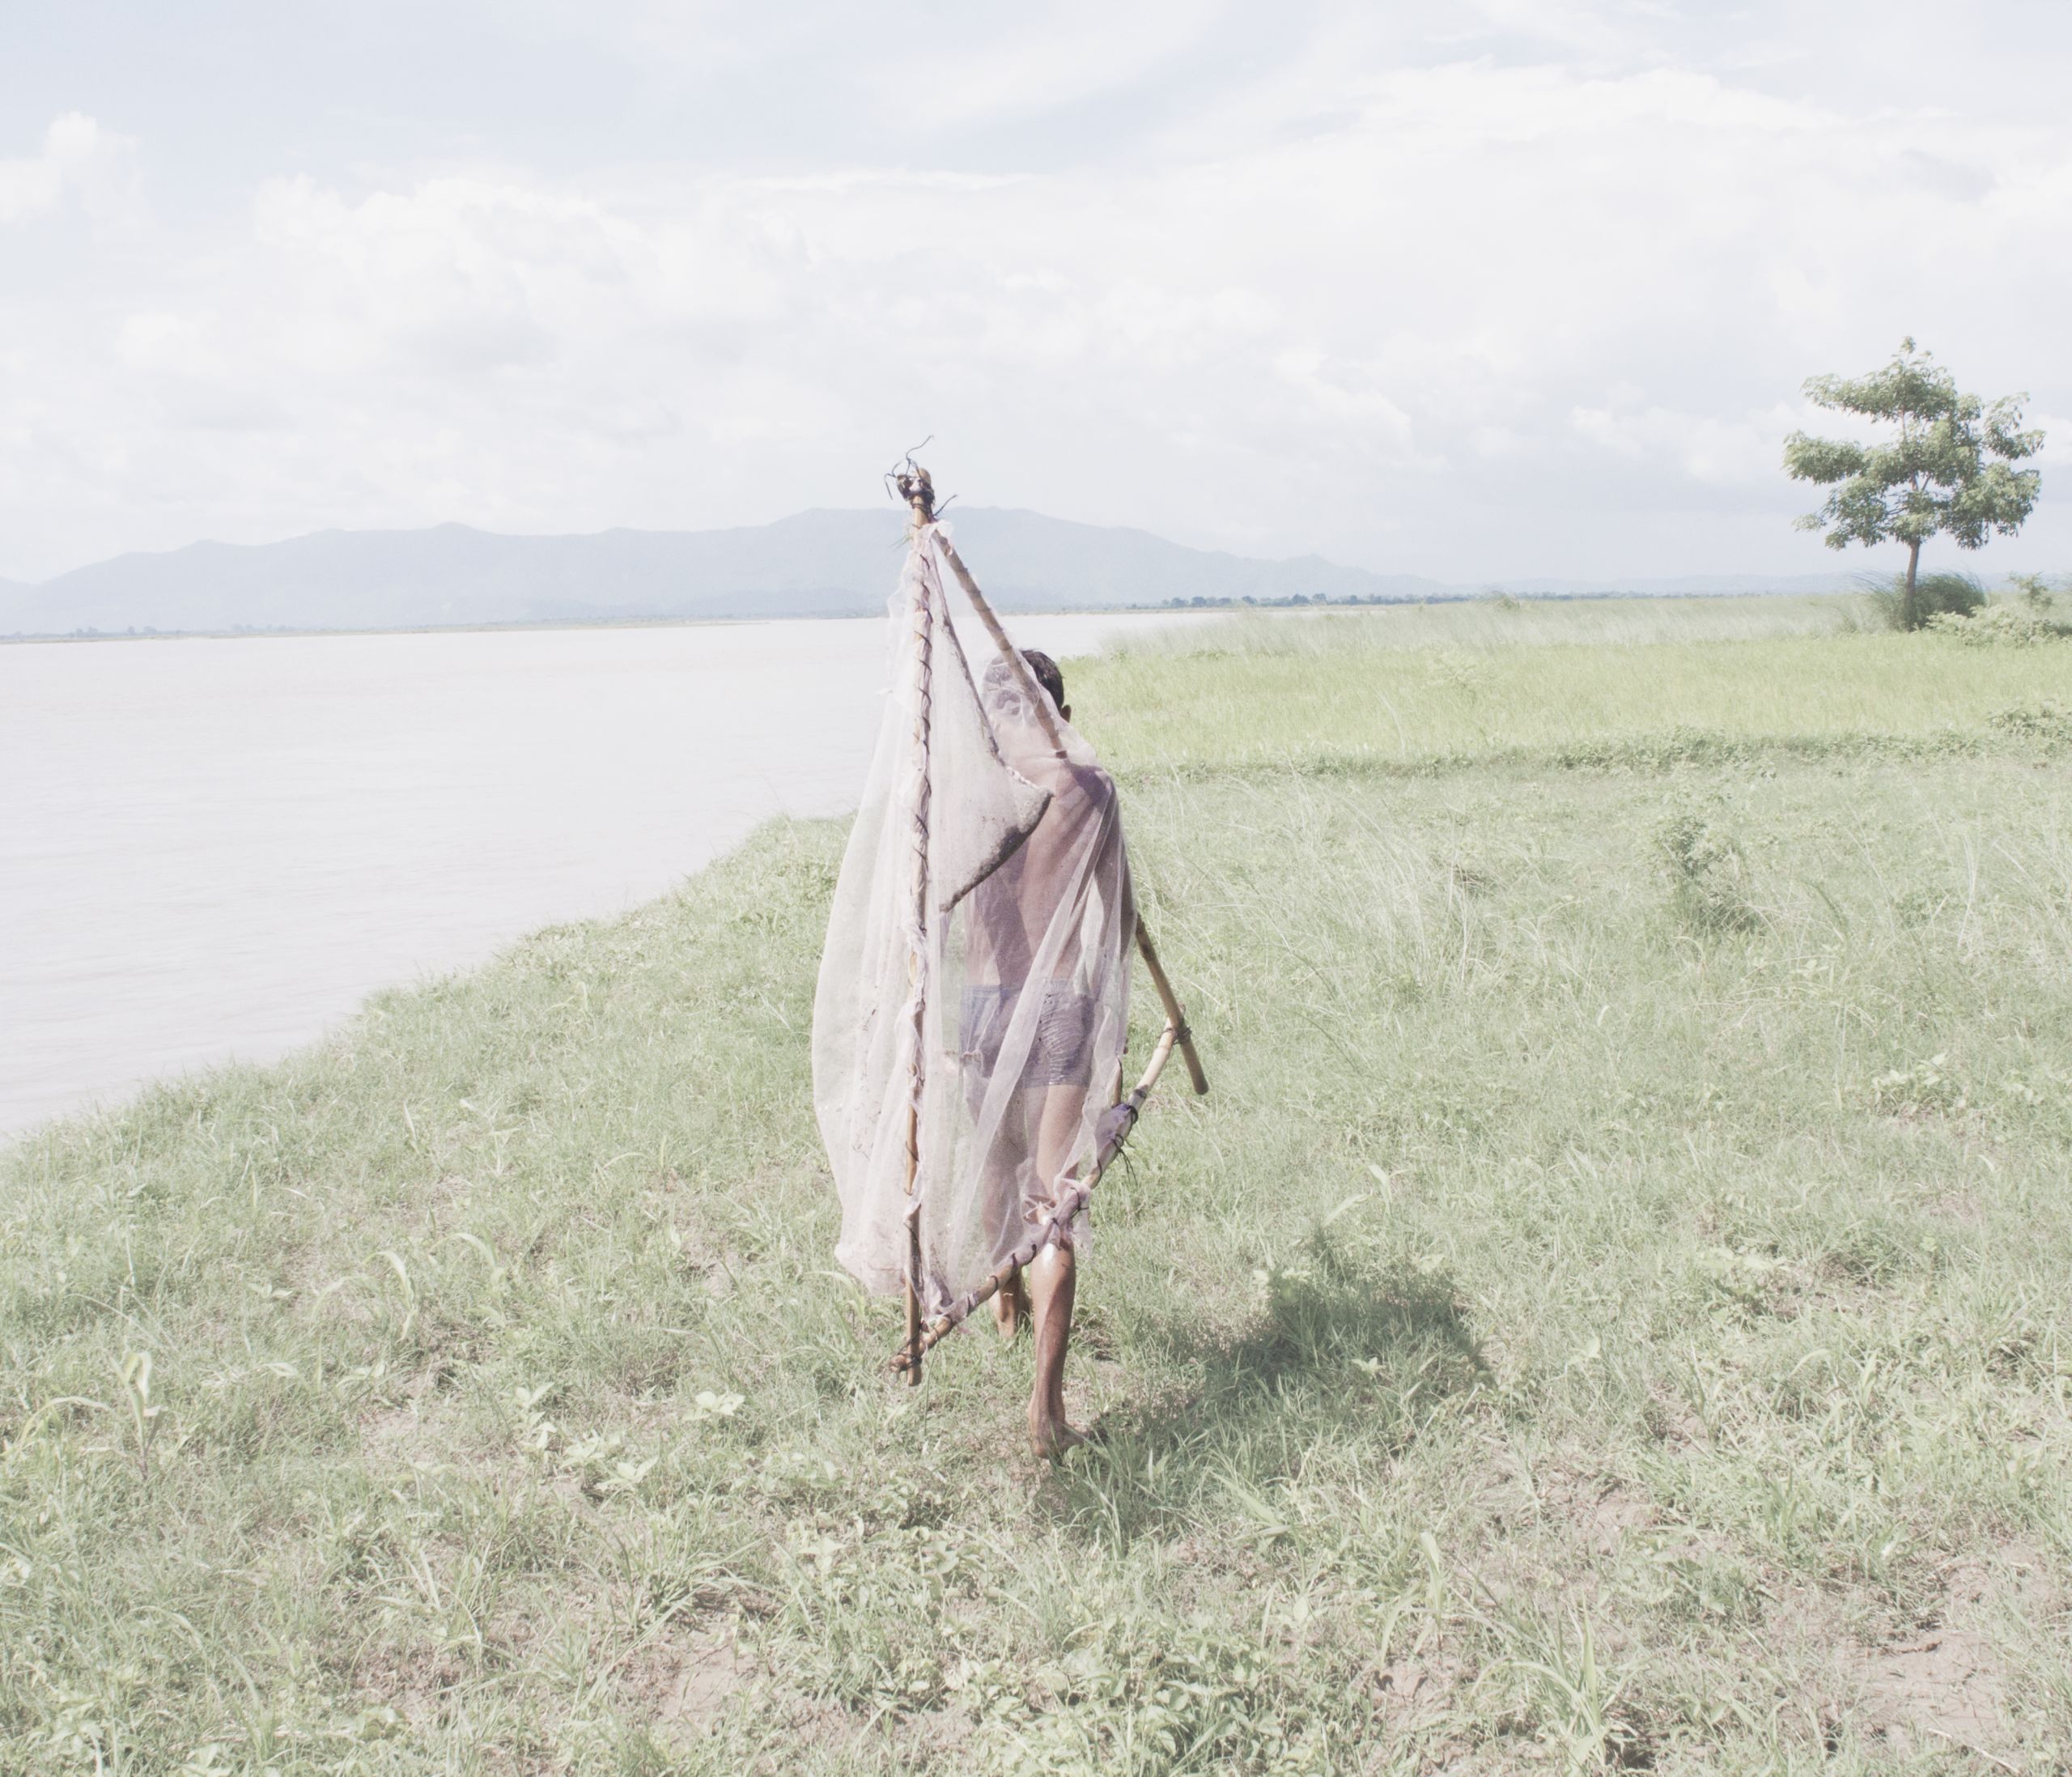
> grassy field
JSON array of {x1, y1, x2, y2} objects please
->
[
  {"x1": 1090, "y1": 597, "x2": 2071, "y2": 776},
  {"x1": 4, "y1": 602, "x2": 2072, "y2": 1774}
]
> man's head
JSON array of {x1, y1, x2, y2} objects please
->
[{"x1": 1021, "y1": 649, "x2": 1069, "y2": 723}]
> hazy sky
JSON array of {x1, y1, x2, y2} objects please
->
[{"x1": 5, "y1": 0, "x2": 2070, "y2": 583}]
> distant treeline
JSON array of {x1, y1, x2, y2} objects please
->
[{"x1": 1149, "y1": 588, "x2": 1833, "y2": 610}]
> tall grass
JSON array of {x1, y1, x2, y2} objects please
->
[
  {"x1": 4, "y1": 611, "x2": 2072, "y2": 1771},
  {"x1": 1081, "y1": 626, "x2": 2072, "y2": 776},
  {"x1": 1108, "y1": 593, "x2": 1853, "y2": 657},
  {"x1": 1856, "y1": 571, "x2": 1988, "y2": 632}
]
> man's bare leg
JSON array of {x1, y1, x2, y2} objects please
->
[
  {"x1": 1027, "y1": 1239, "x2": 1085, "y2": 1456},
  {"x1": 1025, "y1": 1084, "x2": 1091, "y2": 1456},
  {"x1": 994, "y1": 1265, "x2": 1030, "y2": 1338}
]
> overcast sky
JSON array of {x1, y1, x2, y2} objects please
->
[{"x1": 4, "y1": 0, "x2": 2069, "y2": 584}]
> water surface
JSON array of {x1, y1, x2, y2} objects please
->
[{"x1": 1, "y1": 613, "x2": 1205, "y2": 1137}]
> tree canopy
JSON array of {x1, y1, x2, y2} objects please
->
[{"x1": 1783, "y1": 338, "x2": 2043, "y2": 627}]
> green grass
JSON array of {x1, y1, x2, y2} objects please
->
[
  {"x1": 1116, "y1": 592, "x2": 1857, "y2": 654},
  {"x1": 1087, "y1": 600, "x2": 2072, "y2": 776},
  {"x1": 5, "y1": 609, "x2": 2072, "y2": 1773}
]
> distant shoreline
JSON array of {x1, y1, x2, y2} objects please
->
[{"x1": 0, "y1": 588, "x2": 1860, "y2": 648}]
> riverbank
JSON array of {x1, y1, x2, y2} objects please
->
[{"x1": 5, "y1": 613, "x2": 2071, "y2": 1771}]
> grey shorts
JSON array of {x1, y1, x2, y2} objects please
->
[{"x1": 958, "y1": 979, "x2": 1098, "y2": 1089}]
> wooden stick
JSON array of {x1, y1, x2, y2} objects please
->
[
  {"x1": 898, "y1": 497, "x2": 935, "y2": 1388},
  {"x1": 903, "y1": 1171, "x2": 922, "y2": 1388},
  {"x1": 928, "y1": 528, "x2": 1067, "y2": 757},
  {"x1": 1135, "y1": 924, "x2": 1208, "y2": 1095}
]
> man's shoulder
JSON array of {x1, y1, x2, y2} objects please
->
[{"x1": 1068, "y1": 757, "x2": 1119, "y2": 809}]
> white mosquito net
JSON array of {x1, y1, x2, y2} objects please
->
[{"x1": 813, "y1": 524, "x2": 1134, "y2": 1313}]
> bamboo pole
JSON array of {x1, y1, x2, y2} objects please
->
[
  {"x1": 903, "y1": 1131, "x2": 922, "y2": 1385},
  {"x1": 899, "y1": 490, "x2": 935, "y2": 1386},
  {"x1": 893, "y1": 1014, "x2": 1183, "y2": 1371},
  {"x1": 1135, "y1": 924, "x2": 1209, "y2": 1096},
  {"x1": 929, "y1": 529, "x2": 1067, "y2": 757}
]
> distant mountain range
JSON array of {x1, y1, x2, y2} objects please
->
[{"x1": 0, "y1": 508, "x2": 1864, "y2": 638}]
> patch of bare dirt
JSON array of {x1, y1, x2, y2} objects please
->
[
  {"x1": 358, "y1": 1402, "x2": 431, "y2": 1466},
  {"x1": 1756, "y1": 1545, "x2": 2061, "y2": 1764},
  {"x1": 1921, "y1": 1186, "x2": 1987, "y2": 1226},
  {"x1": 1533, "y1": 1464, "x2": 1659, "y2": 1558},
  {"x1": 355, "y1": 1365, "x2": 469, "y2": 1469},
  {"x1": 1371, "y1": 1643, "x2": 1477, "y2": 1736},
  {"x1": 355, "y1": 1639, "x2": 467, "y2": 1731},
  {"x1": 1643, "y1": 1384, "x2": 1709, "y2": 1449},
  {"x1": 1853, "y1": 1547, "x2": 2060, "y2": 1765},
  {"x1": 1476, "y1": 1444, "x2": 1663, "y2": 1561},
  {"x1": 1858, "y1": 1624, "x2": 2004, "y2": 1762},
  {"x1": 620, "y1": 1626, "x2": 758, "y2": 1741}
]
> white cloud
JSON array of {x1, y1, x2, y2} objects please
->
[
  {"x1": 1571, "y1": 402, "x2": 1795, "y2": 487},
  {"x1": 0, "y1": 113, "x2": 121, "y2": 224},
  {"x1": 3, "y1": 14, "x2": 2071, "y2": 582}
]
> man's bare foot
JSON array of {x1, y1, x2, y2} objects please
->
[
  {"x1": 994, "y1": 1269, "x2": 1029, "y2": 1340},
  {"x1": 1030, "y1": 1410, "x2": 1087, "y2": 1459}
]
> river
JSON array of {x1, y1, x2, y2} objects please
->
[{"x1": 0, "y1": 612, "x2": 1208, "y2": 1137}]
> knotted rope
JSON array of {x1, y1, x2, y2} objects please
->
[{"x1": 897, "y1": 466, "x2": 936, "y2": 1384}]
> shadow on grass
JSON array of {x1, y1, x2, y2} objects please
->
[{"x1": 1047, "y1": 1233, "x2": 1489, "y2": 1549}]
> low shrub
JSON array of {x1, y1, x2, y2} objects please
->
[
  {"x1": 1989, "y1": 697, "x2": 2072, "y2": 744},
  {"x1": 1655, "y1": 801, "x2": 1759, "y2": 933},
  {"x1": 1927, "y1": 602, "x2": 2061, "y2": 646},
  {"x1": 1859, "y1": 569, "x2": 1986, "y2": 631}
]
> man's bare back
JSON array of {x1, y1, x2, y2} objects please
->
[{"x1": 962, "y1": 649, "x2": 1128, "y2": 1456}]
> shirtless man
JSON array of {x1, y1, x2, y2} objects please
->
[{"x1": 958, "y1": 648, "x2": 1131, "y2": 1457}]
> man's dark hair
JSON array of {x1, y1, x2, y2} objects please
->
[{"x1": 1021, "y1": 649, "x2": 1066, "y2": 712}]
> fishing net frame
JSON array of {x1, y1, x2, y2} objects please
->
[{"x1": 813, "y1": 459, "x2": 1208, "y2": 1384}]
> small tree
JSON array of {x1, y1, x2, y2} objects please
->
[{"x1": 1783, "y1": 338, "x2": 2044, "y2": 630}]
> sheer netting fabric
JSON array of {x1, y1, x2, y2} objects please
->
[{"x1": 813, "y1": 525, "x2": 1134, "y2": 1313}]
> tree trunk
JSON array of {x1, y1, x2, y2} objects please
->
[{"x1": 1904, "y1": 538, "x2": 1921, "y2": 631}]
